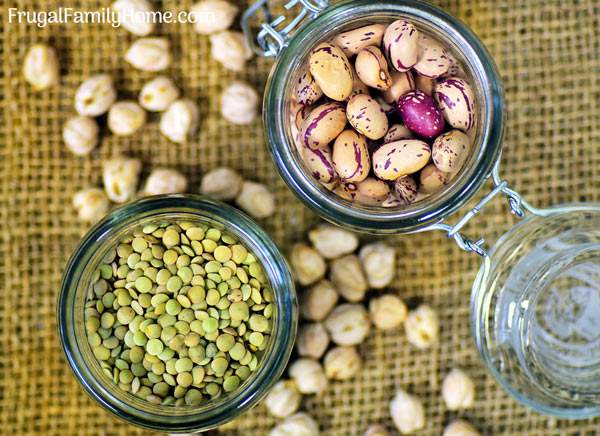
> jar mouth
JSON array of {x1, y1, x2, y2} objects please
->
[
  {"x1": 57, "y1": 195, "x2": 297, "y2": 432},
  {"x1": 264, "y1": 0, "x2": 504, "y2": 233},
  {"x1": 471, "y1": 203, "x2": 600, "y2": 418}
]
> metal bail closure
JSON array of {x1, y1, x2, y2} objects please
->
[
  {"x1": 423, "y1": 157, "x2": 546, "y2": 257},
  {"x1": 242, "y1": 0, "x2": 329, "y2": 57}
]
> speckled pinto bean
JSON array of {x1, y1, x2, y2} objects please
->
[
  {"x1": 309, "y1": 43, "x2": 354, "y2": 101},
  {"x1": 420, "y1": 163, "x2": 450, "y2": 193},
  {"x1": 296, "y1": 70, "x2": 323, "y2": 106},
  {"x1": 302, "y1": 143, "x2": 338, "y2": 184},
  {"x1": 394, "y1": 175, "x2": 418, "y2": 204},
  {"x1": 355, "y1": 46, "x2": 392, "y2": 90},
  {"x1": 354, "y1": 177, "x2": 390, "y2": 206},
  {"x1": 301, "y1": 102, "x2": 347, "y2": 147},
  {"x1": 433, "y1": 77, "x2": 476, "y2": 131},
  {"x1": 332, "y1": 130, "x2": 371, "y2": 182},
  {"x1": 382, "y1": 70, "x2": 415, "y2": 104},
  {"x1": 398, "y1": 90, "x2": 445, "y2": 138},
  {"x1": 349, "y1": 67, "x2": 370, "y2": 99},
  {"x1": 413, "y1": 34, "x2": 450, "y2": 78},
  {"x1": 333, "y1": 24, "x2": 386, "y2": 56},
  {"x1": 347, "y1": 94, "x2": 388, "y2": 140},
  {"x1": 432, "y1": 129, "x2": 470, "y2": 173},
  {"x1": 441, "y1": 52, "x2": 466, "y2": 79},
  {"x1": 383, "y1": 20, "x2": 419, "y2": 72},
  {"x1": 415, "y1": 74, "x2": 435, "y2": 95},
  {"x1": 372, "y1": 139, "x2": 431, "y2": 180},
  {"x1": 384, "y1": 124, "x2": 413, "y2": 143},
  {"x1": 333, "y1": 182, "x2": 357, "y2": 201}
]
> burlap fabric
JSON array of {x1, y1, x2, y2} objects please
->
[{"x1": 1, "y1": 0, "x2": 599, "y2": 434}]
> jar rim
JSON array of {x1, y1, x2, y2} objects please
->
[
  {"x1": 264, "y1": 0, "x2": 504, "y2": 233},
  {"x1": 471, "y1": 203, "x2": 600, "y2": 418},
  {"x1": 57, "y1": 194, "x2": 297, "y2": 432}
]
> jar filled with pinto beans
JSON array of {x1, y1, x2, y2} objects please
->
[{"x1": 243, "y1": 0, "x2": 503, "y2": 233}]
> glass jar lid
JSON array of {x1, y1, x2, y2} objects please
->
[{"x1": 472, "y1": 203, "x2": 600, "y2": 418}]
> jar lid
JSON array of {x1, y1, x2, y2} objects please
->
[{"x1": 472, "y1": 203, "x2": 600, "y2": 417}]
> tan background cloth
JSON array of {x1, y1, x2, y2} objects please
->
[{"x1": 1, "y1": 0, "x2": 599, "y2": 434}]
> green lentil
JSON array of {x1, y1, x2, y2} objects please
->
[{"x1": 85, "y1": 220, "x2": 273, "y2": 408}]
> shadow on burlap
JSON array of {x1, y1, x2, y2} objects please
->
[{"x1": 1, "y1": 0, "x2": 599, "y2": 434}]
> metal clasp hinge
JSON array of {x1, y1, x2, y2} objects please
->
[
  {"x1": 424, "y1": 158, "x2": 543, "y2": 257},
  {"x1": 242, "y1": 0, "x2": 329, "y2": 58}
]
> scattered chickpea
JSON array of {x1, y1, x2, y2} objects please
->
[
  {"x1": 209, "y1": 31, "x2": 253, "y2": 72},
  {"x1": 297, "y1": 322, "x2": 330, "y2": 360},
  {"x1": 329, "y1": 254, "x2": 368, "y2": 302},
  {"x1": 443, "y1": 419, "x2": 481, "y2": 436},
  {"x1": 389, "y1": 389, "x2": 425, "y2": 434},
  {"x1": 404, "y1": 304, "x2": 439, "y2": 349},
  {"x1": 235, "y1": 181, "x2": 275, "y2": 219},
  {"x1": 290, "y1": 243, "x2": 327, "y2": 286},
  {"x1": 190, "y1": 0, "x2": 238, "y2": 35},
  {"x1": 125, "y1": 37, "x2": 172, "y2": 72},
  {"x1": 139, "y1": 76, "x2": 180, "y2": 112},
  {"x1": 269, "y1": 412, "x2": 320, "y2": 436},
  {"x1": 111, "y1": 0, "x2": 155, "y2": 36},
  {"x1": 442, "y1": 368, "x2": 475, "y2": 410},
  {"x1": 359, "y1": 242, "x2": 396, "y2": 289},
  {"x1": 221, "y1": 81, "x2": 259, "y2": 125},
  {"x1": 102, "y1": 156, "x2": 142, "y2": 203},
  {"x1": 323, "y1": 346, "x2": 362, "y2": 380},
  {"x1": 160, "y1": 99, "x2": 199, "y2": 143},
  {"x1": 288, "y1": 358, "x2": 328, "y2": 394},
  {"x1": 74, "y1": 74, "x2": 116, "y2": 117},
  {"x1": 301, "y1": 279, "x2": 339, "y2": 321},
  {"x1": 308, "y1": 225, "x2": 359, "y2": 259},
  {"x1": 369, "y1": 294, "x2": 407, "y2": 331},
  {"x1": 364, "y1": 424, "x2": 390, "y2": 436},
  {"x1": 23, "y1": 43, "x2": 60, "y2": 91},
  {"x1": 142, "y1": 168, "x2": 188, "y2": 195},
  {"x1": 107, "y1": 101, "x2": 147, "y2": 136},
  {"x1": 263, "y1": 379, "x2": 302, "y2": 419},
  {"x1": 199, "y1": 167, "x2": 244, "y2": 200},
  {"x1": 72, "y1": 188, "x2": 110, "y2": 223},
  {"x1": 325, "y1": 304, "x2": 370, "y2": 346},
  {"x1": 62, "y1": 116, "x2": 99, "y2": 156}
]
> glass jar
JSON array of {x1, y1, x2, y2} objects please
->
[
  {"x1": 243, "y1": 0, "x2": 600, "y2": 419},
  {"x1": 57, "y1": 195, "x2": 297, "y2": 432},
  {"x1": 247, "y1": 0, "x2": 503, "y2": 233}
]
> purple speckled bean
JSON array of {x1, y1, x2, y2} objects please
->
[
  {"x1": 301, "y1": 102, "x2": 347, "y2": 147},
  {"x1": 413, "y1": 34, "x2": 450, "y2": 78},
  {"x1": 295, "y1": 70, "x2": 323, "y2": 106},
  {"x1": 353, "y1": 177, "x2": 390, "y2": 206},
  {"x1": 333, "y1": 24, "x2": 386, "y2": 56},
  {"x1": 355, "y1": 46, "x2": 392, "y2": 90},
  {"x1": 347, "y1": 94, "x2": 388, "y2": 140},
  {"x1": 302, "y1": 143, "x2": 338, "y2": 184},
  {"x1": 397, "y1": 90, "x2": 445, "y2": 139},
  {"x1": 433, "y1": 77, "x2": 476, "y2": 131},
  {"x1": 431, "y1": 129, "x2": 470, "y2": 173},
  {"x1": 309, "y1": 42, "x2": 353, "y2": 101},
  {"x1": 382, "y1": 70, "x2": 415, "y2": 104},
  {"x1": 384, "y1": 123, "x2": 413, "y2": 143},
  {"x1": 332, "y1": 129, "x2": 371, "y2": 183},
  {"x1": 372, "y1": 139, "x2": 431, "y2": 180},
  {"x1": 383, "y1": 20, "x2": 419, "y2": 72},
  {"x1": 394, "y1": 175, "x2": 418, "y2": 204},
  {"x1": 420, "y1": 163, "x2": 451, "y2": 193}
]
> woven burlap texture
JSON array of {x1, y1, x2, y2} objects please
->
[{"x1": 1, "y1": 0, "x2": 599, "y2": 434}]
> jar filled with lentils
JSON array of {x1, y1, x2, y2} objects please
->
[{"x1": 58, "y1": 195, "x2": 297, "y2": 432}]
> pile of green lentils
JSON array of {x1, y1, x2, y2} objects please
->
[{"x1": 84, "y1": 220, "x2": 274, "y2": 407}]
